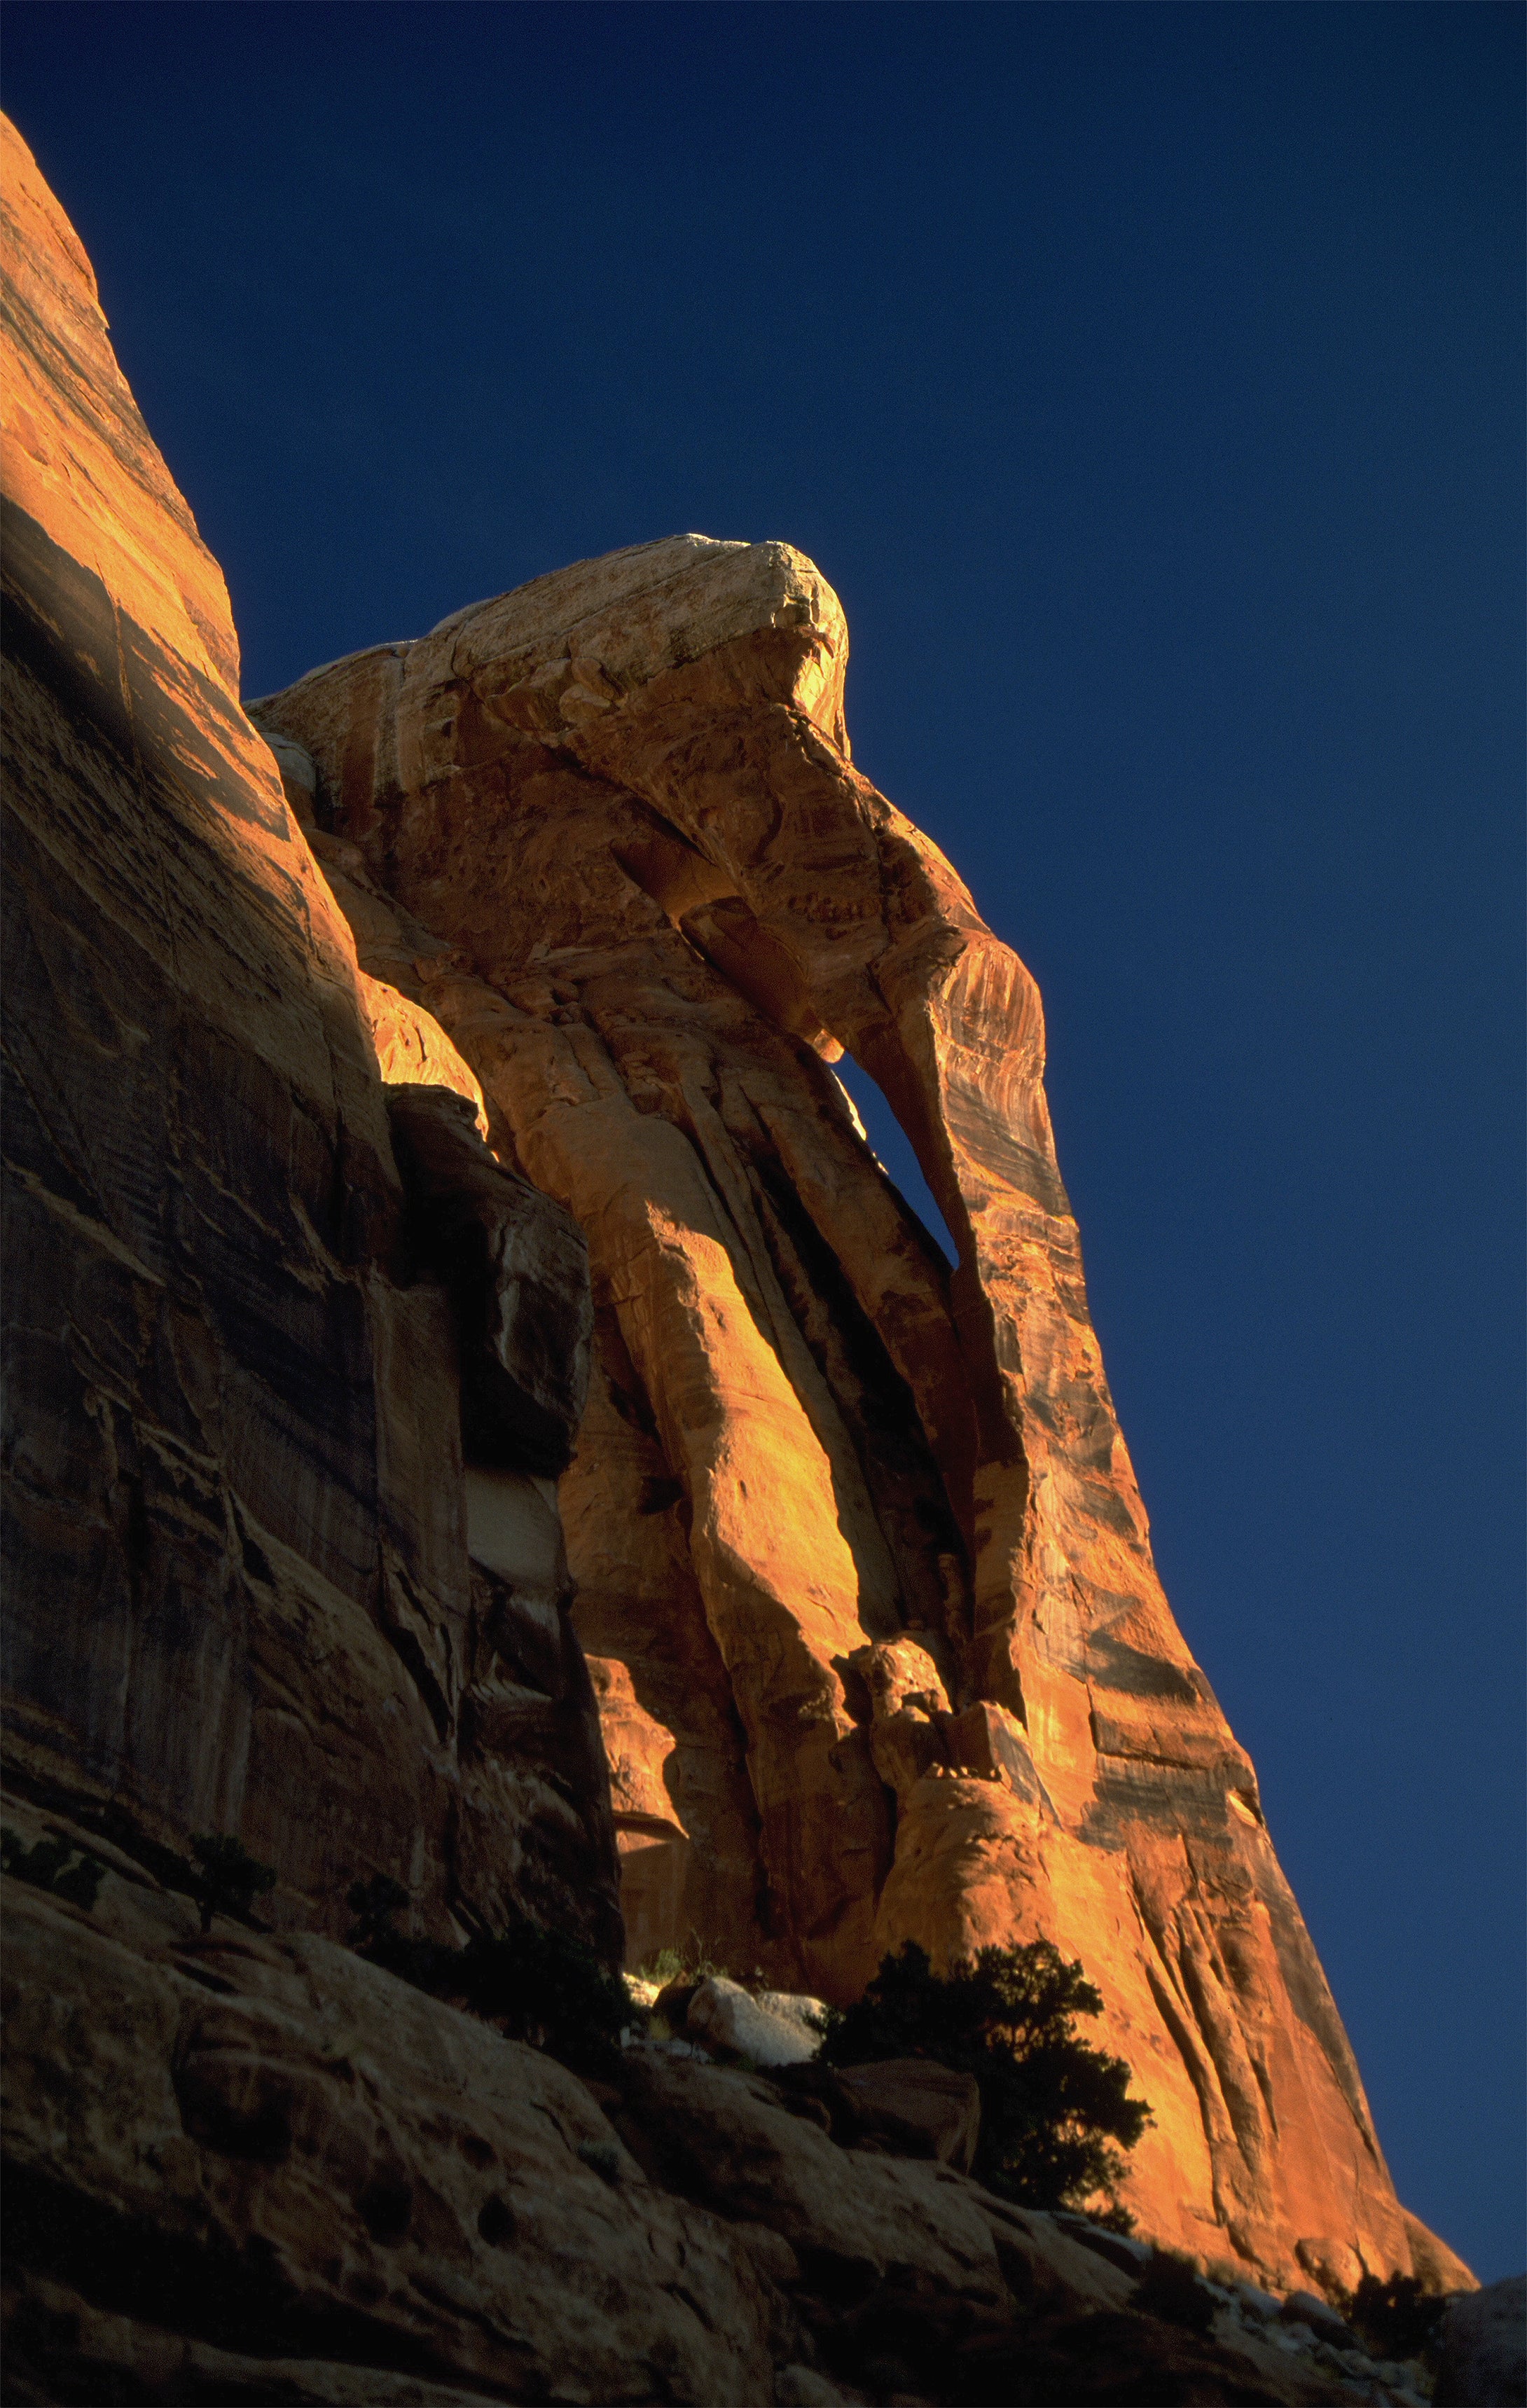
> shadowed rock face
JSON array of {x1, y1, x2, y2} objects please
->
[
  {"x1": 0, "y1": 113, "x2": 619, "y2": 1962},
  {"x1": 0, "y1": 103, "x2": 1475, "y2": 2332},
  {"x1": 3, "y1": 1838, "x2": 1385, "y2": 2408},
  {"x1": 249, "y1": 537, "x2": 1459, "y2": 2293}
]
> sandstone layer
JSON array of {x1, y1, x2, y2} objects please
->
[
  {"x1": 0, "y1": 111, "x2": 619, "y2": 1963},
  {"x1": 0, "y1": 102, "x2": 1477, "y2": 2391}
]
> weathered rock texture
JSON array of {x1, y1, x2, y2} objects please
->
[
  {"x1": 0, "y1": 111, "x2": 619, "y2": 1963},
  {"x1": 246, "y1": 530, "x2": 1464, "y2": 2297},
  {"x1": 0, "y1": 104, "x2": 1477, "y2": 2391},
  {"x1": 4, "y1": 1797, "x2": 1379, "y2": 2407}
]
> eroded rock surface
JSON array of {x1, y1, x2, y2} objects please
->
[
  {"x1": 0, "y1": 103, "x2": 1481, "y2": 2397},
  {"x1": 249, "y1": 525, "x2": 1465, "y2": 2292},
  {"x1": 1, "y1": 1841, "x2": 776, "y2": 2405},
  {"x1": 0, "y1": 111, "x2": 617, "y2": 1961},
  {"x1": 5, "y1": 1815, "x2": 1404, "y2": 2406}
]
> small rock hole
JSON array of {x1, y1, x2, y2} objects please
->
[
  {"x1": 636, "y1": 1474, "x2": 684, "y2": 1516},
  {"x1": 357, "y1": 2172, "x2": 413, "y2": 2246},
  {"x1": 478, "y1": 2194, "x2": 516, "y2": 2247}
]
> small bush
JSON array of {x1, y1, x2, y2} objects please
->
[
  {"x1": 1343, "y1": 2273, "x2": 1447, "y2": 2362},
  {"x1": 640, "y1": 1946, "x2": 691, "y2": 1988},
  {"x1": 818, "y1": 1939, "x2": 1150, "y2": 2218},
  {"x1": 347, "y1": 1878, "x2": 633, "y2": 2077},
  {"x1": 1, "y1": 1827, "x2": 105, "y2": 1911},
  {"x1": 455, "y1": 1923, "x2": 633, "y2": 2075},
  {"x1": 638, "y1": 1941, "x2": 733, "y2": 1986},
  {"x1": 191, "y1": 1835, "x2": 277, "y2": 1933}
]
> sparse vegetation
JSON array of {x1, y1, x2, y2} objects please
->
[
  {"x1": 640, "y1": 1946, "x2": 696, "y2": 1988},
  {"x1": 1342, "y1": 2272, "x2": 1447, "y2": 2363},
  {"x1": 191, "y1": 1834, "x2": 277, "y2": 1933},
  {"x1": 455, "y1": 1923, "x2": 634, "y2": 2074},
  {"x1": 347, "y1": 1878, "x2": 634, "y2": 2077},
  {"x1": 818, "y1": 1938, "x2": 1151, "y2": 2220},
  {"x1": 637, "y1": 1942, "x2": 733, "y2": 1988},
  {"x1": 1, "y1": 1826, "x2": 106, "y2": 1911}
]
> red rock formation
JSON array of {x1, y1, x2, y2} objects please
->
[
  {"x1": 0, "y1": 112, "x2": 619, "y2": 1960},
  {"x1": 1, "y1": 103, "x2": 1474, "y2": 2343},
  {"x1": 251, "y1": 536, "x2": 1470, "y2": 2297}
]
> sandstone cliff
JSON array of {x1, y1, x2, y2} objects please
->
[
  {"x1": 1, "y1": 106, "x2": 1474, "y2": 2397},
  {"x1": 244, "y1": 534, "x2": 1446, "y2": 2297},
  {"x1": 0, "y1": 111, "x2": 619, "y2": 1963}
]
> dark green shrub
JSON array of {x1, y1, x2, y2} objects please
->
[
  {"x1": 191, "y1": 1835, "x2": 277, "y2": 1933},
  {"x1": 1, "y1": 1827, "x2": 105, "y2": 1911},
  {"x1": 343, "y1": 1876, "x2": 467, "y2": 1994},
  {"x1": 346, "y1": 1878, "x2": 633, "y2": 2077},
  {"x1": 455, "y1": 1923, "x2": 633, "y2": 2076},
  {"x1": 818, "y1": 1939, "x2": 1149, "y2": 2217},
  {"x1": 1343, "y1": 2273, "x2": 1446, "y2": 2362}
]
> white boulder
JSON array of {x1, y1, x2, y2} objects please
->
[{"x1": 685, "y1": 1976, "x2": 826, "y2": 2068}]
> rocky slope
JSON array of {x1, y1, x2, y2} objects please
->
[
  {"x1": 1, "y1": 109, "x2": 1481, "y2": 2400},
  {"x1": 10, "y1": 1806, "x2": 1444, "y2": 2408}
]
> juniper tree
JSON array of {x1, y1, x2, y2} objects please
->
[{"x1": 818, "y1": 1939, "x2": 1150, "y2": 2220}]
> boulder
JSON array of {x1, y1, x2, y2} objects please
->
[
  {"x1": 1051, "y1": 2214, "x2": 1154, "y2": 2278},
  {"x1": 828, "y1": 2058, "x2": 982, "y2": 2172},
  {"x1": 1279, "y1": 2290, "x2": 1355, "y2": 2350},
  {"x1": 939, "y1": 1700, "x2": 1049, "y2": 1805},
  {"x1": 614, "y1": 2049, "x2": 1051, "y2": 2320},
  {"x1": 685, "y1": 1976, "x2": 826, "y2": 2068}
]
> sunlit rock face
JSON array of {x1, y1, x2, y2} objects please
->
[
  {"x1": 0, "y1": 111, "x2": 619, "y2": 1963},
  {"x1": 0, "y1": 99, "x2": 1475, "y2": 2316},
  {"x1": 249, "y1": 532, "x2": 1454, "y2": 2290}
]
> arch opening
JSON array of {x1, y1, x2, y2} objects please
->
[{"x1": 830, "y1": 1055, "x2": 959, "y2": 1269}]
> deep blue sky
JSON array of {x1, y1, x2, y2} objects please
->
[{"x1": 7, "y1": 1, "x2": 1521, "y2": 2280}]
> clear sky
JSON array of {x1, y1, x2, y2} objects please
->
[{"x1": 7, "y1": 0, "x2": 1521, "y2": 2281}]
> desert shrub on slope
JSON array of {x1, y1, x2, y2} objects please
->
[
  {"x1": 818, "y1": 1938, "x2": 1149, "y2": 2219},
  {"x1": 346, "y1": 1877, "x2": 633, "y2": 2076}
]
